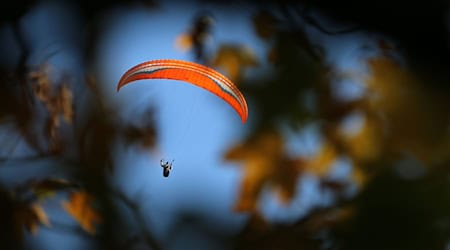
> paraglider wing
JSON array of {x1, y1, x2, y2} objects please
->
[{"x1": 117, "y1": 59, "x2": 248, "y2": 123}]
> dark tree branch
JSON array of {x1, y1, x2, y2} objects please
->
[
  {"x1": 293, "y1": 4, "x2": 362, "y2": 35},
  {"x1": 42, "y1": 220, "x2": 95, "y2": 239},
  {"x1": 112, "y1": 188, "x2": 162, "y2": 250}
]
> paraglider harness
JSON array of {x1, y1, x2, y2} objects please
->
[{"x1": 160, "y1": 159, "x2": 174, "y2": 177}]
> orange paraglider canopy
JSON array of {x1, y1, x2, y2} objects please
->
[{"x1": 117, "y1": 59, "x2": 248, "y2": 123}]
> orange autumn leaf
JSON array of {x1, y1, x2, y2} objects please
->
[
  {"x1": 350, "y1": 165, "x2": 369, "y2": 187},
  {"x1": 62, "y1": 191, "x2": 101, "y2": 234},
  {"x1": 29, "y1": 64, "x2": 52, "y2": 103},
  {"x1": 30, "y1": 204, "x2": 51, "y2": 232},
  {"x1": 57, "y1": 84, "x2": 74, "y2": 124},
  {"x1": 27, "y1": 63, "x2": 75, "y2": 153},
  {"x1": 212, "y1": 44, "x2": 258, "y2": 82},
  {"x1": 174, "y1": 33, "x2": 193, "y2": 52},
  {"x1": 174, "y1": 13, "x2": 215, "y2": 59},
  {"x1": 304, "y1": 140, "x2": 338, "y2": 177},
  {"x1": 364, "y1": 56, "x2": 450, "y2": 165},
  {"x1": 225, "y1": 129, "x2": 303, "y2": 212},
  {"x1": 16, "y1": 203, "x2": 50, "y2": 235},
  {"x1": 29, "y1": 64, "x2": 74, "y2": 125},
  {"x1": 273, "y1": 158, "x2": 305, "y2": 204},
  {"x1": 339, "y1": 114, "x2": 384, "y2": 165}
]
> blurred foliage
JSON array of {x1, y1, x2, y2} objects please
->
[
  {"x1": 225, "y1": 129, "x2": 305, "y2": 211},
  {"x1": 62, "y1": 191, "x2": 102, "y2": 234},
  {"x1": 212, "y1": 44, "x2": 259, "y2": 82},
  {"x1": 0, "y1": 0, "x2": 449, "y2": 250},
  {"x1": 175, "y1": 11, "x2": 215, "y2": 62}
]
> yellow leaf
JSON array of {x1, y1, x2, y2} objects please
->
[
  {"x1": 341, "y1": 114, "x2": 384, "y2": 164},
  {"x1": 174, "y1": 13, "x2": 215, "y2": 59},
  {"x1": 212, "y1": 44, "x2": 258, "y2": 82},
  {"x1": 225, "y1": 129, "x2": 303, "y2": 212},
  {"x1": 58, "y1": 84, "x2": 73, "y2": 124},
  {"x1": 29, "y1": 64, "x2": 52, "y2": 103},
  {"x1": 304, "y1": 140, "x2": 338, "y2": 176},
  {"x1": 16, "y1": 203, "x2": 50, "y2": 235},
  {"x1": 273, "y1": 158, "x2": 305, "y2": 204},
  {"x1": 364, "y1": 56, "x2": 450, "y2": 165},
  {"x1": 62, "y1": 191, "x2": 101, "y2": 234},
  {"x1": 31, "y1": 204, "x2": 51, "y2": 229},
  {"x1": 174, "y1": 33, "x2": 193, "y2": 52},
  {"x1": 350, "y1": 165, "x2": 369, "y2": 187}
]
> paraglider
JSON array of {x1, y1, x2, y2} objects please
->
[
  {"x1": 160, "y1": 159, "x2": 174, "y2": 177},
  {"x1": 117, "y1": 59, "x2": 249, "y2": 178},
  {"x1": 116, "y1": 59, "x2": 248, "y2": 123}
]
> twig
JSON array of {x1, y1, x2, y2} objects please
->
[
  {"x1": 0, "y1": 155, "x2": 81, "y2": 170},
  {"x1": 286, "y1": 3, "x2": 362, "y2": 35},
  {"x1": 112, "y1": 188, "x2": 162, "y2": 250},
  {"x1": 41, "y1": 220, "x2": 96, "y2": 240}
]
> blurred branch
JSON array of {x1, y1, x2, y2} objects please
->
[
  {"x1": 42, "y1": 220, "x2": 95, "y2": 239},
  {"x1": 0, "y1": 132, "x2": 21, "y2": 159},
  {"x1": 277, "y1": 2, "x2": 361, "y2": 36},
  {"x1": 0, "y1": 154, "x2": 161, "y2": 249},
  {"x1": 0, "y1": 155, "x2": 76, "y2": 166},
  {"x1": 292, "y1": 4, "x2": 361, "y2": 35},
  {"x1": 119, "y1": 235, "x2": 144, "y2": 250},
  {"x1": 11, "y1": 23, "x2": 27, "y2": 68},
  {"x1": 112, "y1": 189, "x2": 162, "y2": 250}
]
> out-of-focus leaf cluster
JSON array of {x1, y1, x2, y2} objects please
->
[
  {"x1": 0, "y1": 42, "x2": 159, "y2": 250},
  {"x1": 175, "y1": 12, "x2": 216, "y2": 62},
  {"x1": 177, "y1": 4, "x2": 450, "y2": 249},
  {"x1": 0, "y1": 177, "x2": 100, "y2": 249},
  {"x1": 28, "y1": 64, "x2": 74, "y2": 153}
]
